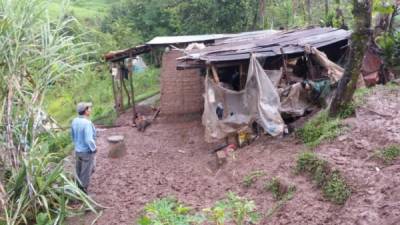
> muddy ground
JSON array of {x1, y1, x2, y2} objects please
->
[{"x1": 68, "y1": 85, "x2": 400, "y2": 225}]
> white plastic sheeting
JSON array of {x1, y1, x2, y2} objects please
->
[{"x1": 202, "y1": 55, "x2": 285, "y2": 142}]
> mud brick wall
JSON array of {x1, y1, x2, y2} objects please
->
[{"x1": 160, "y1": 49, "x2": 204, "y2": 115}]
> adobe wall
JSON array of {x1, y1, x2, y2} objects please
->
[{"x1": 160, "y1": 49, "x2": 204, "y2": 115}]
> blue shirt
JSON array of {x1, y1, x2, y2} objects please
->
[{"x1": 71, "y1": 116, "x2": 96, "y2": 153}]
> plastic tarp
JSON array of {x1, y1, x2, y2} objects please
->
[
  {"x1": 202, "y1": 55, "x2": 285, "y2": 142},
  {"x1": 279, "y1": 83, "x2": 311, "y2": 117}
]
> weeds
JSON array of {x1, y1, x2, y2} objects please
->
[
  {"x1": 323, "y1": 171, "x2": 351, "y2": 204},
  {"x1": 140, "y1": 193, "x2": 261, "y2": 225},
  {"x1": 375, "y1": 145, "x2": 400, "y2": 164},
  {"x1": 265, "y1": 188, "x2": 296, "y2": 218},
  {"x1": 242, "y1": 170, "x2": 266, "y2": 188},
  {"x1": 205, "y1": 193, "x2": 258, "y2": 225},
  {"x1": 264, "y1": 177, "x2": 296, "y2": 201},
  {"x1": 137, "y1": 197, "x2": 204, "y2": 225},
  {"x1": 296, "y1": 152, "x2": 350, "y2": 204},
  {"x1": 296, "y1": 111, "x2": 342, "y2": 148}
]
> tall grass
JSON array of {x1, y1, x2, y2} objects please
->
[{"x1": 0, "y1": 0, "x2": 99, "y2": 223}]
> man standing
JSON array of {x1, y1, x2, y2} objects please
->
[{"x1": 71, "y1": 102, "x2": 96, "y2": 193}]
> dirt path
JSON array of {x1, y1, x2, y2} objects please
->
[{"x1": 72, "y1": 85, "x2": 400, "y2": 225}]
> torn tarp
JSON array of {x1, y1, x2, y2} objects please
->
[{"x1": 202, "y1": 55, "x2": 284, "y2": 142}]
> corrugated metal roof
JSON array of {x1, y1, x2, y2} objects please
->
[
  {"x1": 146, "y1": 30, "x2": 279, "y2": 45},
  {"x1": 180, "y1": 27, "x2": 351, "y2": 63},
  {"x1": 147, "y1": 34, "x2": 227, "y2": 45}
]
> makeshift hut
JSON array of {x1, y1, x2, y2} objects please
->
[{"x1": 178, "y1": 27, "x2": 353, "y2": 142}]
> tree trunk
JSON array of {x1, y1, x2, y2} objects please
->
[
  {"x1": 325, "y1": 0, "x2": 329, "y2": 18},
  {"x1": 257, "y1": 0, "x2": 266, "y2": 29},
  {"x1": 306, "y1": 0, "x2": 312, "y2": 24},
  {"x1": 329, "y1": 0, "x2": 372, "y2": 117}
]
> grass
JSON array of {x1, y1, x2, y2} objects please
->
[
  {"x1": 264, "y1": 177, "x2": 296, "y2": 218},
  {"x1": 264, "y1": 177, "x2": 296, "y2": 201},
  {"x1": 296, "y1": 111, "x2": 342, "y2": 148},
  {"x1": 44, "y1": 67, "x2": 160, "y2": 127},
  {"x1": 242, "y1": 170, "x2": 267, "y2": 188},
  {"x1": 296, "y1": 151, "x2": 351, "y2": 204},
  {"x1": 48, "y1": 0, "x2": 114, "y2": 23},
  {"x1": 375, "y1": 145, "x2": 400, "y2": 164}
]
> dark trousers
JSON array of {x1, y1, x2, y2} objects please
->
[{"x1": 75, "y1": 152, "x2": 95, "y2": 192}]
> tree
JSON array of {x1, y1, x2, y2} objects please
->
[{"x1": 329, "y1": 0, "x2": 372, "y2": 117}]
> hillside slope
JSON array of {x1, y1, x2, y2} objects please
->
[{"x1": 67, "y1": 84, "x2": 400, "y2": 225}]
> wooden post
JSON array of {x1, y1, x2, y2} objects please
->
[
  {"x1": 111, "y1": 63, "x2": 120, "y2": 115},
  {"x1": 118, "y1": 64, "x2": 124, "y2": 113},
  {"x1": 128, "y1": 56, "x2": 137, "y2": 123},
  {"x1": 121, "y1": 74, "x2": 131, "y2": 107},
  {"x1": 280, "y1": 48, "x2": 288, "y2": 83},
  {"x1": 239, "y1": 63, "x2": 246, "y2": 90}
]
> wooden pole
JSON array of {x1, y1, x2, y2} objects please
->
[
  {"x1": 121, "y1": 74, "x2": 131, "y2": 107},
  {"x1": 280, "y1": 48, "x2": 288, "y2": 83},
  {"x1": 118, "y1": 64, "x2": 124, "y2": 113},
  {"x1": 111, "y1": 64, "x2": 120, "y2": 115},
  {"x1": 239, "y1": 64, "x2": 246, "y2": 90},
  {"x1": 128, "y1": 57, "x2": 137, "y2": 123}
]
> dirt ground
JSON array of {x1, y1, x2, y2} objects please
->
[{"x1": 69, "y1": 85, "x2": 400, "y2": 225}]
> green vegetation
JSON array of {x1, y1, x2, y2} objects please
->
[
  {"x1": 322, "y1": 171, "x2": 352, "y2": 205},
  {"x1": 265, "y1": 182, "x2": 296, "y2": 218},
  {"x1": 204, "y1": 192, "x2": 261, "y2": 225},
  {"x1": 242, "y1": 170, "x2": 266, "y2": 188},
  {"x1": 45, "y1": 67, "x2": 159, "y2": 126},
  {"x1": 375, "y1": 145, "x2": 400, "y2": 164},
  {"x1": 264, "y1": 177, "x2": 296, "y2": 201},
  {"x1": 296, "y1": 111, "x2": 342, "y2": 148},
  {"x1": 376, "y1": 31, "x2": 400, "y2": 72},
  {"x1": 137, "y1": 197, "x2": 203, "y2": 225},
  {"x1": 49, "y1": 0, "x2": 113, "y2": 23},
  {"x1": 296, "y1": 152, "x2": 351, "y2": 204},
  {"x1": 138, "y1": 193, "x2": 260, "y2": 225},
  {"x1": 0, "y1": 0, "x2": 100, "y2": 223},
  {"x1": 4, "y1": 147, "x2": 98, "y2": 225}
]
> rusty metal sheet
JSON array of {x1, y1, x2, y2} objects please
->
[{"x1": 181, "y1": 27, "x2": 351, "y2": 63}]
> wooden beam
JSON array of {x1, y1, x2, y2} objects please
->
[{"x1": 211, "y1": 65, "x2": 220, "y2": 84}]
